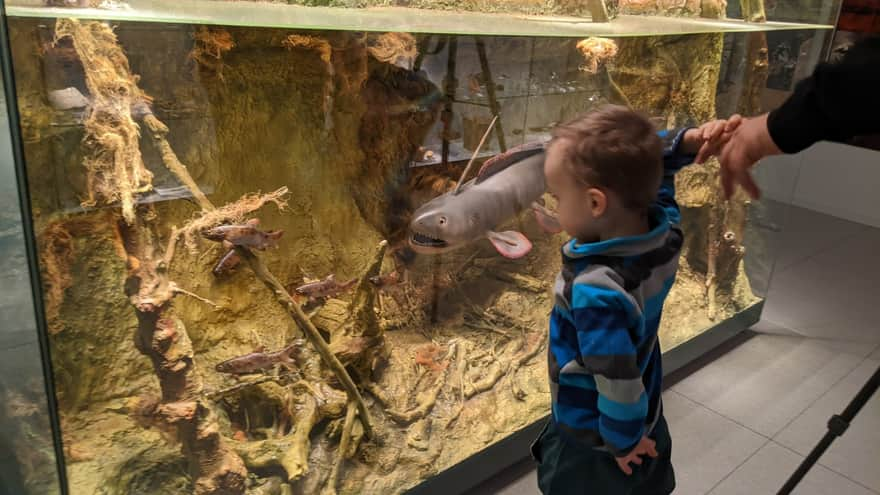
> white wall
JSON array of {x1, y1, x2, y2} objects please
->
[{"x1": 755, "y1": 142, "x2": 880, "y2": 228}]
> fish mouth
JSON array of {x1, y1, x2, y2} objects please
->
[{"x1": 409, "y1": 231, "x2": 449, "y2": 249}]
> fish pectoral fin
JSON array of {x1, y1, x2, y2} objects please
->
[
  {"x1": 222, "y1": 240, "x2": 234, "y2": 250},
  {"x1": 246, "y1": 218, "x2": 260, "y2": 226},
  {"x1": 531, "y1": 203, "x2": 563, "y2": 234},
  {"x1": 486, "y1": 230, "x2": 533, "y2": 259}
]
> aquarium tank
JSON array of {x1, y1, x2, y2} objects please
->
[{"x1": 0, "y1": 0, "x2": 833, "y2": 493}]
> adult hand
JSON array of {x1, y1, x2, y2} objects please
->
[
  {"x1": 694, "y1": 114, "x2": 743, "y2": 164},
  {"x1": 718, "y1": 113, "x2": 782, "y2": 200}
]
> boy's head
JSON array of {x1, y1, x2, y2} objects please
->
[{"x1": 544, "y1": 105, "x2": 663, "y2": 242}]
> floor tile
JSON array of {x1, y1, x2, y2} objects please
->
[
  {"x1": 708, "y1": 441, "x2": 876, "y2": 495},
  {"x1": 761, "y1": 228, "x2": 880, "y2": 344},
  {"x1": 463, "y1": 458, "x2": 538, "y2": 495},
  {"x1": 762, "y1": 203, "x2": 867, "y2": 273},
  {"x1": 663, "y1": 391, "x2": 767, "y2": 495},
  {"x1": 672, "y1": 334, "x2": 863, "y2": 437},
  {"x1": 775, "y1": 359, "x2": 880, "y2": 492},
  {"x1": 752, "y1": 321, "x2": 880, "y2": 359}
]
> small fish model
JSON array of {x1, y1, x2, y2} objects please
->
[
  {"x1": 294, "y1": 274, "x2": 357, "y2": 300},
  {"x1": 214, "y1": 343, "x2": 300, "y2": 376},
  {"x1": 369, "y1": 270, "x2": 403, "y2": 291},
  {"x1": 408, "y1": 140, "x2": 548, "y2": 259},
  {"x1": 202, "y1": 218, "x2": 283, "y2": 250},
  {"x1": 212, "y1": 249, "x2": 241, "y2": 277}
]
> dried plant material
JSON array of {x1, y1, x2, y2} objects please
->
[
  {"x1": 283, "y1": 34, "x2": 332, "y2": 67},
  {"x1": 179, "y1": 187, "x2": 289, "y2": 252},
  {"x1": 366, "y1": 32, "x2": 417, "y2": 68},
  {"x1": 38, "y1": 222, "x2": 74, "y2": 335},
  {"x1": 283, "y1": 34, "x2": 335, "y2": 131},
  {"x1": 54, "y1": 19, "x2": 153, "y2": 224},
  {"x1": 576, "y1": 37, "x2": 619, "y2": 74},
  {"x1": 190, "y1": 26, "x2": 235, "y2": 79}
]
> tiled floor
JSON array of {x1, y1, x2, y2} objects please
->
[{"x1": 467, "y1": 204, "x2": 880, "y2": 495}]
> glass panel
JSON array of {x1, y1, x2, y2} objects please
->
[
  {"x1": 0, "y1": 60, "x2": 62, "y2": 494},
  {"x1": 6, "y1": 0, "x2": 834, "y2": 35},
  {"x1": 3, "y1": 5, "x2": 827, "y2": 493}
]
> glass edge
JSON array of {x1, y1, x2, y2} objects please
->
[
  {"x1": 4, "y1": 5, "x2": 835, "y2": 37},
  {"x1": 0, "y1": 5, "x2": 70, "y2": 495}
]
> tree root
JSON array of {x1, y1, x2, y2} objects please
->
[
  {"x1": 706, "y1": 230, "x2": 745, "y2": 320},
  {"x1": 463, "y1": 360, "x2": 504, "y2": 399},
  {"x1": 387, "y1": 343, "x2": 458, "y2": 424},
  {"x1": 235, "y1": 246, "x2": 374, "y2": 439},
  {"x1": 322, "y1": 400, "x2": 358, "y2": 495},
  {"x1": 170, "y1": 283, "x2": 218, "y2": 308},
  {"x1": 280, "y1": 393, "x2": 320, "y2": 481},
  {"x1": 510, "y1": 330, "x2": 548, "y2": 400}
]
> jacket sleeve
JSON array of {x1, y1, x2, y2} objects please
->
[
  {"x1": 570, "y1": 282, "x2": 647, "y2": 456},
  {"x1": 655, "y1": 127, "x2": 697, "y2": 226},
  {"x1": 767, "y1": 36, "x2": 880, "y2": 154}
]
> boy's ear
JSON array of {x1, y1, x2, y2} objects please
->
[{"x1": 586, "y1": 187, "x2": 607, "y2": 217}]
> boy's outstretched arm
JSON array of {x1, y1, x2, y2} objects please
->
[
  {"x1": 655, "y1": 127, "x2": 698, "y2": 226},
  {"x1": 656, "y1": 121, "x2": 737, "y2": 223}
]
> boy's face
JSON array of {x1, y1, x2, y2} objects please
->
[{"x1": 544, "y1": 139, "x2": 607, "y2": 243}]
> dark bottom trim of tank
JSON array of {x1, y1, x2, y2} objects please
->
[{"x1": 405, "y1": 301, "x2": 765, "y2": 495}]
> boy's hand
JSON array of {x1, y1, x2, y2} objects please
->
[
  {"x1": 681, "y1": 115, "x2": 743, "y2": 164},
  {"x1": 615, "y1": 435, "x2": 659, "y2": 476}
]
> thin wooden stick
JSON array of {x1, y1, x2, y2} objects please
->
[
  {"x1": 171, "y1": 283, "x2": 218, "y2": 307},
  {"x1": 453, "y1": 115, "x2": 498, "y2": 195},
  {"x1": 235, "y1": 246, "x2": 374, "y2": 438}
]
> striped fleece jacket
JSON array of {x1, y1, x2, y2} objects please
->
[{"x1": 547, "y1": 127, "x2": 694, "y2": 456}]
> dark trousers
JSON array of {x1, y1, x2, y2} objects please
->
[{"x1": 532, "y1": 416, "x2": 676, "y2": 495}]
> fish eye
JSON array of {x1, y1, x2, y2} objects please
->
[{"x1": 439, "y1": 216, "x2": 447, "y2": 225}]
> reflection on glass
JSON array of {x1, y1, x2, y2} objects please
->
[
  {"x1": 2, "y1": 4, "x2": 825, "y2": 494},
  {"x1": 0, "y1": 69, "x2": 61, "y2": 494}
]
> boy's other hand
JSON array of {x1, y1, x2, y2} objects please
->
[
  {"x1": 615, "y1": 435, "x2": 659, "y2": 476},
  {"x1": 691, "y1": 115, "x2": 743, "y2": 164}
]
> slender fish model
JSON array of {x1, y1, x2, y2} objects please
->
[
  {"x1": 202, "y1": 218, "x2": 283, "y2": 250},
  {"x1": 215, "y1": 343, "x2": 300, "y2": 376}
]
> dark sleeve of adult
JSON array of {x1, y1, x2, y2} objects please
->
[{"x1": 766, "y1": 36, "x2": 880, "y2": 154}]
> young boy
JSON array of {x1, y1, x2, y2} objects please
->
[{"x1": 533, "y1": 105, "x2": 735, "y2": 494}]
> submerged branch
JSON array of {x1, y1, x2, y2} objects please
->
[
  {"x1": 323, "y1": 400, "x2": 358, "y2": 495},
  {"x1": 142, "y1": 114, "x2": 213, "y2": 211},
  {"x1": 171, "y1": 283, "x2": 218, "y2": 308},
  {"x1": 234, "y1": 246, "x2": 374, "y2": 439}
]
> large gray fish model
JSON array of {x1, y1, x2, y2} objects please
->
[{"x1": 409, "y1": 142, "x2": 561, "y2": 259}]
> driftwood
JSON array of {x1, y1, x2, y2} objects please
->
[
  {"x1": 234, "y1": 246, "x2": 374, "y2": 439},
  {"x1": 387, "y1": 343, "x2": 458, "y2": 424},
  {"x1": 322, "y1": 400, "x2": 358, "y2": 495}
]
